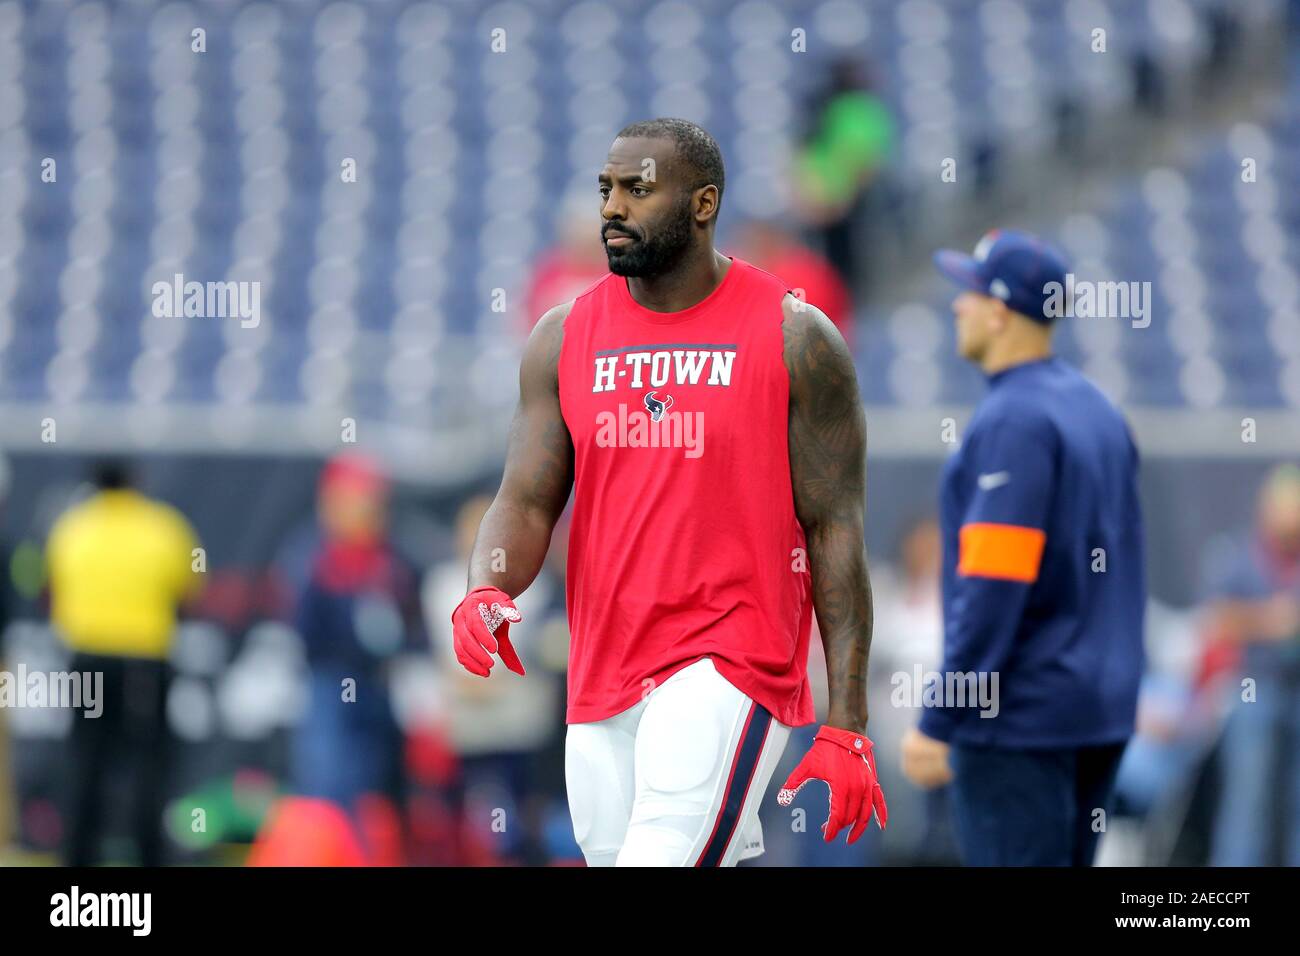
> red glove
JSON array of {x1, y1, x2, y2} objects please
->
[
  {"x1": 777, "y1": 725, "x2": 888, "y2": 843},
  {"x1": 450, "y1": 586, "x2": 525, "y2": 677}
]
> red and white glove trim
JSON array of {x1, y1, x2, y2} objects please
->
[
  {"x1": 776, "y1": 725, "x2": 889, "y2": 843},
  {"x1": 450, "y1": 585, "x2": 526, "y2": 677}
]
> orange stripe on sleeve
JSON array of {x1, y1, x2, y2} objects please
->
[{"x1": 958, "y1": 522, "x2": 1046, "y2": 583}]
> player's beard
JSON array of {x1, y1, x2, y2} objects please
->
[{"x1": 604, "y1": 193, "x2": 694, "y2": 278}]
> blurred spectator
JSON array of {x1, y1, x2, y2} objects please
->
[
  {"x1": 790, "y1": 56, "x2": 895, "y2": 300},
  {"x1": 1202, "y1": 463, "x2": 1300, "y2": 865},
  {"x1": 288, "y1": 454, "x2": 425, "y2": 863},
  {"x1": 758, "y1": 522, "x2": 943, "y2": 866},
  {"x1": 45, "y1": 460, "x2": 201, "y2": 865},
  {"x1": 728, "y1": 217, "x2": 856, "y2": 349},
  {"x1": 521, "y1": 192, "x2": 608, "y2": 336},
  {"x1": 423, "y1": 494, "x2": 564, "y2": 863},
  {"x1": 1103, "y1": 599, "x2": 1210, "y2": 865},
  {"x1": 868, "y1": 516, "x2": 959, "y2": 864}
]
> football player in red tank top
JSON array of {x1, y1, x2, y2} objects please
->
[{"x1": 450, "y1": 119, "x2": 887, "y2": 866}]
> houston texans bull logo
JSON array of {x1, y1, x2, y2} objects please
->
[{"x1": 643, "y1": 391, "x2": 674, "y2": 423}]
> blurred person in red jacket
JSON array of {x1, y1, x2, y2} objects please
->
[
  {"x1": 278, "y1": 454, "x2": 426, "y2": 865},
  {"x1": 424, "y1": 493, "x2": 564, "y2": 864},
  {"x1": 728, "y1": 216, "x2": 855, "y2": 350},
  {"x1": 521, "y1": 192, "x2": 609, "y2": 337}
]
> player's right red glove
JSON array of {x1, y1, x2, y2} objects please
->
[
  {"x1": 777, "y1": 725, "x2": 888, "y2": 843},
  {"x1": 450, "y1": 586, "x2": 525, "y2": 677}
]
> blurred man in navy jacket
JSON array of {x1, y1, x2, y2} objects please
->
[{"x1": 901, "y1": 230, "x2": 1146, "y2": 866}]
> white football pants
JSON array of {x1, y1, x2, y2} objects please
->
[{"x1": 564, "y1": 656, "x2": 792, "y2": 867}]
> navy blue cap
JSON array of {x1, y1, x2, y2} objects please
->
[{"x1": 933, "y1": 229, "x2": 1070, "y2": 324}]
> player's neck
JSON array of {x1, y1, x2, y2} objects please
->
[
  {"x1": 626, "y1": 248, "x2": 731, "y2": 313},
  {"x1": 980, "y1": 336, "x2": 1053, "y2": 376}
]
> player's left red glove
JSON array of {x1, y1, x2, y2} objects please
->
[{"x1": 777, "y1": 725, "x2": 888, "y2": 843}]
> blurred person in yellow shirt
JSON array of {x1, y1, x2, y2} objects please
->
[{"x1": 45, "y1": 460, "x2": 201, "y2": 865}]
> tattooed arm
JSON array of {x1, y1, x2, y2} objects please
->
[
  {"x1": 467, "y1": 302, "x2": 575, "y2": 596},
  {"x1": 782, "y1": 295, "x2": 872, "y2": 733}
]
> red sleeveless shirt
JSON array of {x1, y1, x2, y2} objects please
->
[{"x1": 557, "y1": 256, "x2": 815, "y2": 726}]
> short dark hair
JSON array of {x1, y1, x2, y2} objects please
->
[
  {"x1": 93, "y1": 458, "x2": 131, "y2": 490},
  {"x1": 616, "y1": 117, "x2": 725, "y2": 213}
]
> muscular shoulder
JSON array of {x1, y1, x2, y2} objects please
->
[
  {"x1": 533, "y1": 300, "x2": 573, "y2": 348},
  {"x1": 523, "y1": 300, "x2": 574, "y2": 387},
  {"x1": 780, "y1": 293, "x2": 858, "y2": 401}
]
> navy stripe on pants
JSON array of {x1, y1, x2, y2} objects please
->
[
  {"x1": 949, "y1": 741, "x2": 1128, "y2": 866},
  {"x1": 697, "y1": 703, "x2": 772, "y2": 867}
]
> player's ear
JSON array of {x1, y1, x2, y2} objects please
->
[{"x1": 693, "y1": 184, "x2": 720, "y2": 225}]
